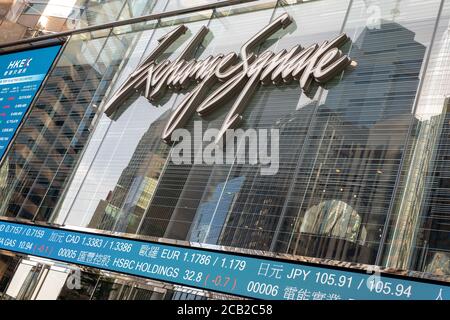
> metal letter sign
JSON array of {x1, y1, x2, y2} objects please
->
[{"x1": 103, "y1": 14, "x2": 354, "y2": 143}]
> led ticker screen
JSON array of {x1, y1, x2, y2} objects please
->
[
  {"x1": 0, "y1": 220, "x2": 448, "y2": 300},
  {"x1": 0, "y1": 45, "x2": 62, "y2": 163}
]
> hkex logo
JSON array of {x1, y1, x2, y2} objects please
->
[{"x1": 7, "y1": 58, "x2": 32, "y2": 70}]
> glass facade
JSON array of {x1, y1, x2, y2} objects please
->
[
  {"x1": 0, "y1": 0, "x2": 163, "y2": 43},
  {"x1": 0, "y1": 0, "x2": 449, "y2": 300}
]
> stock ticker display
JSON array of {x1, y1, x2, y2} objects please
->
[
  {"x1": 0, "y1": 45, "x2": 61, "y2": 163},
  {"x1": 0, "y1": 220, "x2": 448, "y2": 300}
]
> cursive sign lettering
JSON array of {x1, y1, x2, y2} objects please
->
[{"x1": 103, "y1": 13, "x2": 355, "y2": 143}]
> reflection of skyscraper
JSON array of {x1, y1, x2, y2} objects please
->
[
  {"x1": 89, "y1": 110, "x2": 171, "y2": 233},
  {"x1": 407, "y1": 103, "x2": 450, "y2": 275},
  {"x1": 218, "y1": 22, "x2": 426, "y2": 265},
  {"x1": 384, "y1": 18, "x2": 450, "y2": 272},
  {"x1": 0, "y1": 63, "x2": 104, "y2": 221},
  {"x1": 0, "y1": 0, "x2": 449, "y2": 301},
  {"x1": 189, "y1": 176, "x2": 245, "y2": 244},
  {"x1": 0, "y1": 158, "x2": 7, "y2": 189},
  {"x1": 284, "y1": 22, "x2": 425, "y2": 264},
  {"x1": 218, "y1": 101, "x2": 315, "y2": 251}
]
